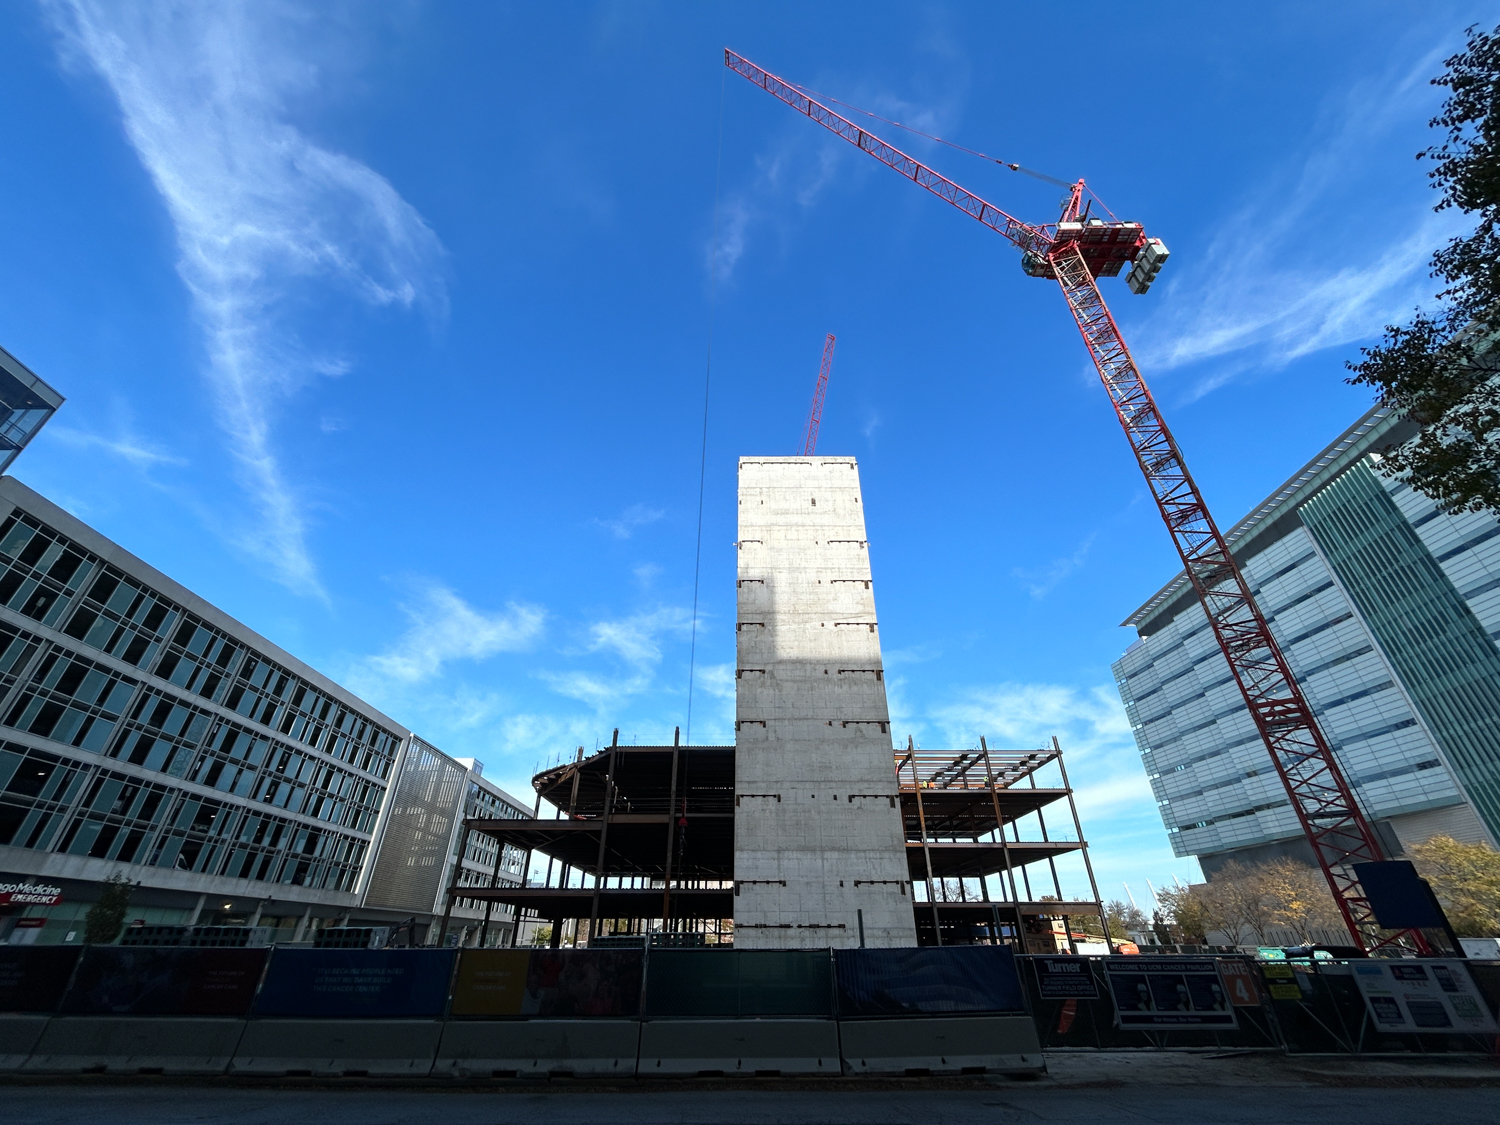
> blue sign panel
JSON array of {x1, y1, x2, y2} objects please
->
[
  {"x1": 253, "y1": 949, "x2": 457, "y2": 1018},
  {"x1": 61, "y1": 948, "x2": 267, "y2": 1016},
  {"x1": 0, "y1": 946, "x2": 81, "y2": 1013},
  {"x1": 834, "y1": 946, "x2": 1025, "y2": 1016}
]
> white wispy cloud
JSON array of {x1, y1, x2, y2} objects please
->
[
  {"x1": 1130, "y1": 38, "x2": 1464, "y2": 398},
  {"x1": 594, "y1": 503, "x2": 665, "y2": 540},
  {"x1": 1138, "y1": 210, "x2": 1458, "y2": 403},
  {"x1": 714, "y1": 77, "x2": 958, "y2": 283},
  {"x1": 1012, "y1": 533, "x2": 1096, "y2": 599},
  {"x1": 50, "y1": 1, "x2": 445, "y2": 596},
  {"x1": 361, "y1": 584, "x2": 544, "y2": 685},
  {"x1": 46, "y1": 425, "x2": 187, "y2": 469},
  {"x1": 539, "y1": 606, "x2": 693, "y2": 710}
]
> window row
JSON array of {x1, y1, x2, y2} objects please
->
[
  {"x1": 0, "y1": 740, "x2": 368, "y2": 892},
  {"x1": 2, "y1": 648, "x2": 137, "y2": 755},
  {"x1": 0, "y1": 507, "x2": 400, "y2": 782},
  {"x1": 99, "y1": 688, "x2": 383, "y2": 833}
]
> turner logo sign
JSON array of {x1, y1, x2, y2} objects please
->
[{"x1": 0, "y1": 882, "x2": 63, "y2": 906}]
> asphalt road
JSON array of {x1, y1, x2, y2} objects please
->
[{"x1": 5, "y1": 1083, "x2": 1497, "y2": 1125}]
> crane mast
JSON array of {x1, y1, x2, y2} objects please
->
[
  {"x1": 726, "y1": 48, "x2": 1422, "y2": 953},
  {"x1": 802, "y1": 333, "x2": 836, "y2": 456}
]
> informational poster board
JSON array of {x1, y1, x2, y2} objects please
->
[
  {"x1": 0, "y1": 946, "x2": 81, "y2": 1012},
  {"x1": 61, "y1": 948, "x2": 267, "y2": 1016},
  {"x1": 522, "y1": 950, "x2": 643, "y2": 1018},
  {"x1": 448, "y1": 949, "x2": 530, "y2": 1017},
  {"x1": 1104, "y1": 957, "x2": 1237, "y2": 1029},
  {"x1": 834, "y1": 946, "x2": 1026, "y2": 1016},
  {"x1": 253, "y1": 949, "x2": 456, "y2": 1018},
  {"x1": 1351, "y1": 960, "x2": 1497, "y2": 1034},
  {"x1": 1034, "y1": 956, "x2": 1100, "y2": 999}
]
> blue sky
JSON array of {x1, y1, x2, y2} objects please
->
[{"x1": 0, "y1": 1, "x2": 1483, "y2": 905}]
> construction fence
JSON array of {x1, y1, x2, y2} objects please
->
[
  {"x1": 1018, "y1": 954, "x2": 1500, "y2": 1055},
  {"x1": 2, "y1": 946, "x2": 1496, "y2": 1077},
  {"x1": 0, "y1": 944, "x2": 1041, "y2": 1078}
]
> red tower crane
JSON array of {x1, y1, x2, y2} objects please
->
[
  {"x1": 801, "y1": 333, "x2": 836, "y2": 456},
  {"x1": 726, "y1": 49, "x2": 1422, "y2": 954}
]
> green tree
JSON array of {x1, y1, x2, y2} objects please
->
[
  {"x1": 1155, "y1": 883, "x2": 1211, "y2": 944},
  {"x1": 1347, "y1": 23, "x2": 1500, "y2": 513},
  {"x1": 1410, "y1": 834, "x2": 1500, "y2": 936},
  {"x1": 1256, "y1": 858, "x2": 1346, "y2": 944},
  {"x1": 1103, "y1": 899, "x2": 1149, "y2": 940},
  {"x1": 82, "y1": 873, "x2": 134, "y2": 945}
]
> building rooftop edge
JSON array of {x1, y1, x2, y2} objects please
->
[
  {"x1": 0, "y1": 343, "x2": 65, "y2": 409},
  {"x1": 1119, "y1": 401, "x2": 1394, "y2": 632},
  {"x1": 737, "y1": 455, "x2": 858, "y2": 464}
]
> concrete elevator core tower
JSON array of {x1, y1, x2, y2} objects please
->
[{"x1": 733, "y1": 457, "x2": 918, "y2": 949}]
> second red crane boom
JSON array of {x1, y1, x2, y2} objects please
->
[{"x1": 802, "y1": 334, "x2": 836, "y2": 456}]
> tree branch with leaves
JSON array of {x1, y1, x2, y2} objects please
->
[{"x1": 1348, "y1": 23, "x2": 1500, "y2": 513}]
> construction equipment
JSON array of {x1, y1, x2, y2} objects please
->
[
  {"x1": 801, "y1": 333, "x2": 836, "y2": 455},
  {"x1": 725, "y1": 49, "x2": 1421, "y2": 954}
]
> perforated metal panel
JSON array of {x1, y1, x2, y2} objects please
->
[{"x1": 362, "y1": 738, "x2": 466, "y2": 912}]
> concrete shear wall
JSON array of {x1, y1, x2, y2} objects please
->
[{"x1": 733, "y1": 457, "x2": 916, "y2": 949}]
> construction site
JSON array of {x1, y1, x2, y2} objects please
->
[
  {"x1": 443, "y1": 448, "x2": 1108, "y2": 952},
  {"x1": 439, "y1": 48, "x2": 1453, "y2": 963},
  {"x1": 3, "y1": 29, "x2": 1498, "y2": 1096},
  {"x1": 445, "y1": 730, "x2": 1107, "y2": 952}
]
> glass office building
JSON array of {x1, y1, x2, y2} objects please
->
[
  {"x1": 1114, "y1": 405, "x2": 1500, "y2": 876},
  {"x1": 0, "y1": 476, "x2": 417, "y2": 943}
]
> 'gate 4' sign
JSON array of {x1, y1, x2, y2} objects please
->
[
  {"x1": 1216, "y1": 959, "x2": 1264, "y2": 1007},
  {"x1": 1104, "y1": 957, "x2": 1238, "y2": 1029}
]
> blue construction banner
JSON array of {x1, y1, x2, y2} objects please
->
[
  {"x1": 646, "y1": 949, "x2": 833, "y2": 1018},
  {"x1": 834, "y1": 946, "x2": 1026, "y2": 1016},
  {"x1": 0, "y1": 945, "x2": 82, "y2": 1013},
  {"x1": 253, "y1": 949, "x2": 457, "y2": 1018},
  {"x1": 61, "y1": 947, "x2": 268, "y2": 1016},
  {"x1": 523, "y1": 950, "x2": 643, "y2": 1017}
]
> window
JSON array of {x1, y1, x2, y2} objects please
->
[
  {"x1": 0, "y1": 742, "x2": 88, "y2": 850},
  {"x1": 61, "y1": 566, "x2": 178, "y2": 670},
  {"x1": 0, "y1": 513, "x2": 98, "y2": 631},
  {"x1": 2, "y1": 646, "x2": 138, "y2": 754}
]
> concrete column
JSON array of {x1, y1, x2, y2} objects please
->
[
  {"x1": 185, "y1": 893, "x2": 206, "y2": 927},
  {"x1": 733, "y1": 457, "x2": 917, "y2": 949},
  {"x1": 291, "y1": 905, "x2": 312, "y2": 942}
]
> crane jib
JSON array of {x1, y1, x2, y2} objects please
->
[{"x1": 724, "y1": 49, "x2": 1049, "y2": 257}]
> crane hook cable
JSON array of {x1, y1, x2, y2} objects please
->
[{"x1": 685, "y1": 66, "x2": 727, "y2": 747}]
